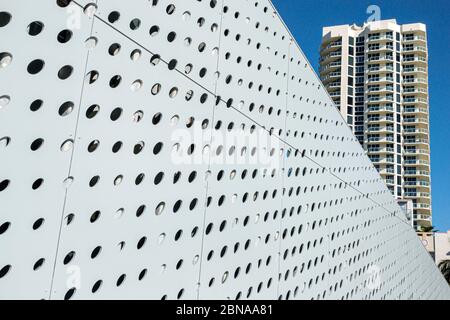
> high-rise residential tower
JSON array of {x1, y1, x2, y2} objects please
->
[{"x1": 320, "y1": 20, "x2": 432, "y2": 231}]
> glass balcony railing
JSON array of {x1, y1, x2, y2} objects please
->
[
  {"x1": 321, "y1": 52, "x2": 342, "y2": 62},
  {"x1": 403, "y1": 128, "x2": 428, "y2": 134},
  {"x1": 404, "y1": 138, "x2": 429, "y2": 144},
  {"x1": 404, "y1": 192, "x2": 430, "y2": 198},
  {"x1": 367, "y1": 116, "x2": 394, "y2": 122},
  {"x1": 368, "y1": 66, "x2": 394, "y2": 72},
  {"x1": 368, "y1": 45, "x2": 394, "y2": 51},
  {"x1": 328, "y1": 82, "x2": 341, "y2": 88},
  {"x1": 403, "y1": 56, "x2": 427, "y2": 63},
  {"x1": 414, "y1": 203, "x2": 431, "y2": 209},
  {"x1": 403, "y1": 67, "x2": 427, "y2": 73},
  {"x1": 367, "y1": 126, "x2": 394, "y2": 132},
  {"x1": 404, "y1": 149, "x2": 429, "y2": 155},
  {"x1": 403, "y1": 35, "x2": 426, "y2": 42},
  {"x1": 320, "y1": 41, "x2": 342, "y2": 53},
  {"x1": 403, "y1": 46, "x2": 427, "y2": 52},
  {"x1": 319, "y1": 61, "x2": 341, "y2": 72},
  {"x1": 403, "y1": 117, "x2": 428, "y2": 124},
  {"x1": 367, "y1": 86, "x2": 395, "y2": 93},
  {"x1": 404, "y1": 181, "x2": 430, "y2": 187},
  {"x1": 404, "y1": 170, "x2": 430, "y2": 176},
  {"x1": 403, "y1": 107, "x2": 428, "y2": 114},
  {"x1": 368, "y1": 147, "x2": 395, "y2": 153},
  {"x1": 368, "y1": 106, "x2": 394, "y2": 112},
  {"x1": 403, "y1": 88, "x2": 428, "y2": 94},
  {"x1": 404, "y1": 159, "x2": 429, "y2": 165},
  {"x1": 368, "y1": 77, "x2": 394, "y2": 83},
  {"x1": 367, "y1": 136, "x2": 394, "y2": 143},
  {"x1": 403, "y1": 78, "x2": 427, "y2": 84},
  {"x1": 368, "y1": 56, "x2": 394, "y2": 62},
  {"x1": 413, "y1": 214, "x2": 432, "y2": 221},
  {"x1": 404, "y1": 98, "x2": 428, "y2": 103},
  {"x1": 368, "y1": 35, "x2": 394, "y2": 41}
]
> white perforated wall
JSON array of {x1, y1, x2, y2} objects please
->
[{"x1": 0, "y1": 0, "x2": 449, "y2": 300}]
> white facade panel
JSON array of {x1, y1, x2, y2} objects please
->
[{"x1": 0, "y1": 0, "x2": 448, "y2": 300}]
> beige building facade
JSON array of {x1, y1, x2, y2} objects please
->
[{"x1": 320, "y1": 20, "x2": 432, "y2": 231}]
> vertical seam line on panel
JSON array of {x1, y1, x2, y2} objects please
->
[
  {"x1": 276, "y1": 40, "x2": 292, "y2": 299},
  {"x1": 196, "y1": 0, "x2": 225, "y2": 300},
  {"x1": 48, "y1": 3, "x2": 98, "y2": 299},
  {"x1": 326, "y1": 172, "x2": 332, "y2": 299}
]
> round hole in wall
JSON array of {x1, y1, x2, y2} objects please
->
[
  {"x1": 33, "y1": 258, "x2": 45, "y2": 271},
  {"x1": 87, "y1": 140, "x2": 100, "y2": 152},
  {"x1": 32, "y1": 218, "x2": 44, "y2": 230},
  {"x1": 108, "y1": 11, "x2": 120, "y2": 23},
  {"x1": 86, "y1": 104, "x2": 100, "y2": 118},
  {"x1": 92, "y1": 280, "x2": 102, "y2": 293},
  {"x1": 155, "y1": 202, "x2": 165, "y2": 215},
  {"x1": 56, "y1": 0, "x2": 72, "y2": 8},
  {"x1": 27, "y1": 21, "x2": 44, "y2": 36},
  {"x1": 27, "y1": 59, "x2": 45, "y2": 74},
  {"x1": 166, "y1": 4, "x2": 176, "y2": 15},
  {"x1": 30, "y1": 138, "x2": 44, "y2": 151},
  {"x1": 0, "y1": 12, "x2": 12, "y2": 27},
  {"x1": 151, "y1": 83, "x2": 161, "y2": 95},
  {"x1": 85, "y1": 70, "x2": 99, "y2": 84},
  {"x1": 29, "y1": 99, "x2": 43, "y2": 112},
  {"x1": 85, "y1": 36, "x2": 98, "y2": 49},
  {"x1": 32, "y1": 178, "x2": 44, "y2": 190},
  {"x1": 91, "y1": 246, "x2": 102, "y2": 259},
  {"x1": 60, "y1": 139, "x2": 74, "y2": 152},
  {"x1": 57, "y1": 29, "x2": 73, "y2": 43},
  {"x1": 0, "y1": 265, "x2": 11, "y2": 278},
  {"x1": 130, "y1": 49, "x2": 141, "y2": 61},
  {"x1": 64, "y1": 288, "x2": 76, "y2": 300},
  {"x1": 0, "y1": 222, "x2": 11, "y2": 235},
  {"x1": 138, "y1": 269, "x2": 147, "y2": 281},
  {"x1": 109, "y1": 75, "x2": 122, "y2": 88},
  {"x1": 135, "y1": 173, "x2": 145, "y2": 185},
  {"x1": 152, "y1": 113, "x2": 162, "y2": 125},
  {"x1": 63, "y1": 251, "x2": 75, "y2": 265},
  {"x1": 116, "y1": 274, "x2": 126, "y2": 287},
  {"x1": 58, "y1": 101, "x2": 74, "y2": 116},
  {"x1": 58, "y1": 65, "x2": 73, "y2": 80},
  {"x1": 112, "y1": 141, "x2": 122, "y2": 153},
  {"x1": 0, "y1": 52, "x2": 12, "y2": 68},
  {"x1": 108, "y1": 43, "x2": 121, "y2": 56},
  {"x1": 133, "y1": 141, "x2": 145, "y2": 154},
  {"x1": 110, "y1": 107, "x2": 122, "y2": 121},
  {"x1": 149, "y1": 25, "x2": 160, "y2": 37},
  {"x1": 130, "y1": 18, "x2": 141, "y2": 30},
  {"x1": 90, "y1": 210, "x2": 101, "y2": 222},
  {"x1": 0, "y1": 95, "x2": 10, "y2": 109}
]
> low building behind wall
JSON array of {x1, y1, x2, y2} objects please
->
[{"x1": 435, "y1": 231, "x2": 450, "y2": 265}]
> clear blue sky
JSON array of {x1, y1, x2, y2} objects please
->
[{"x1": 272, "y1": 0, "x2": 450, "y2": 232}]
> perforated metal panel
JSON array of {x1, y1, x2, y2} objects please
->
[{"x1": 0, "y1": 0, "x2": 449, "y2": 300}]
